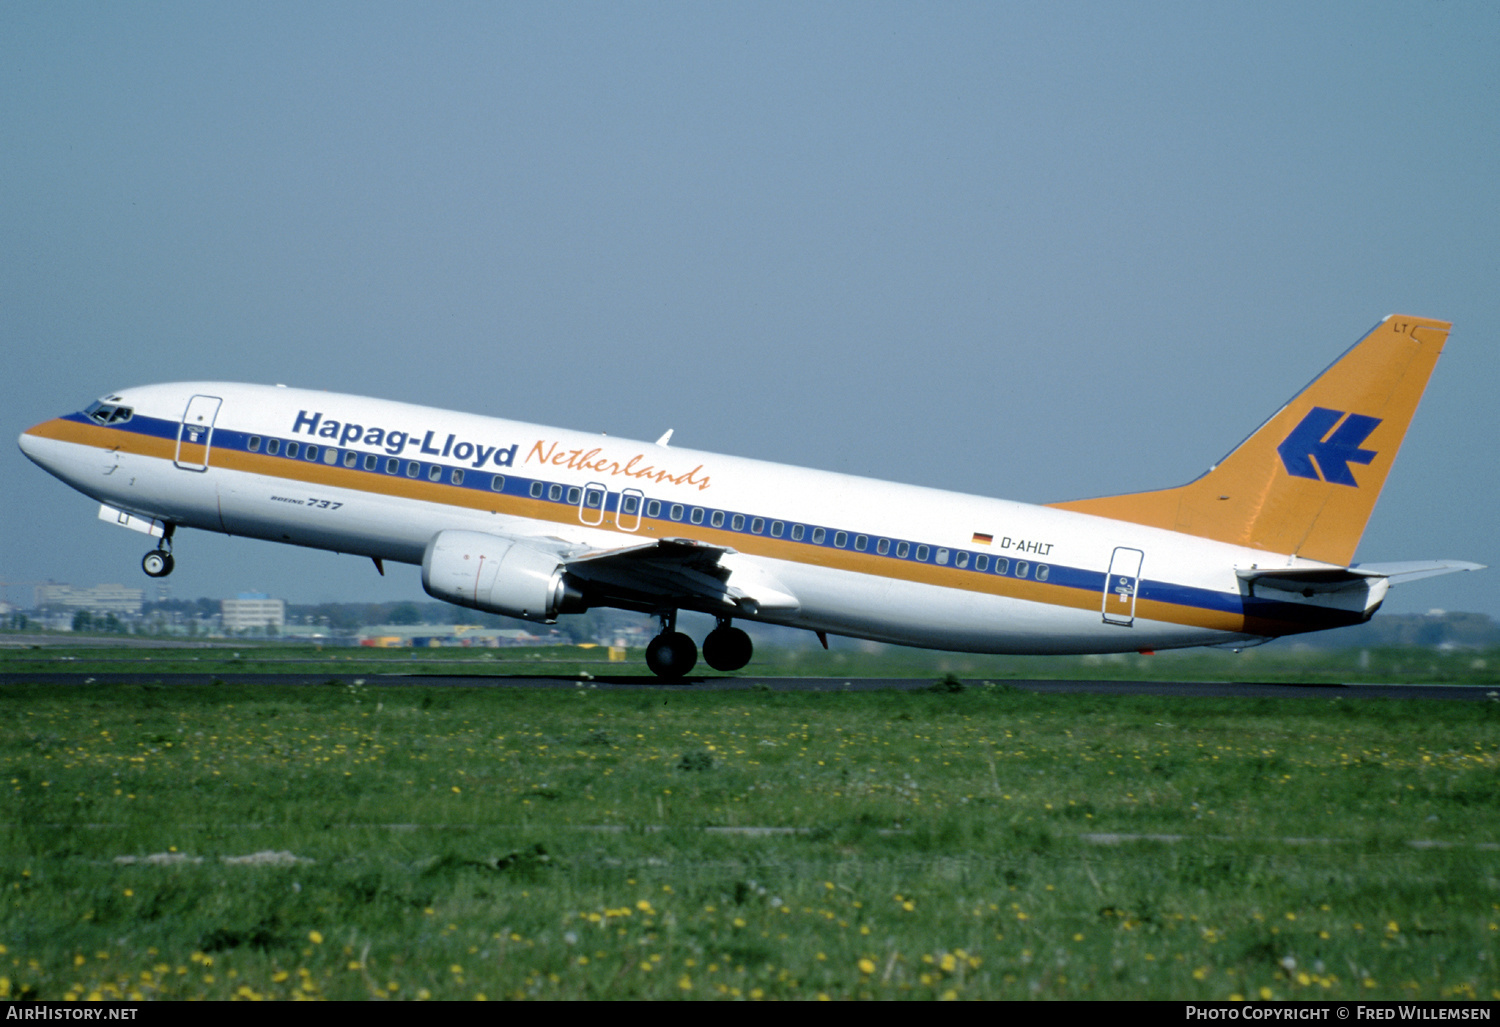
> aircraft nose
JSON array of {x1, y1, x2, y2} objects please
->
[
  {"x1": 18, "y1": 425, "x2": 43, "y2": 460},
  {"x1": 18, "y1": 420, "x2": 62, "y2": 473}
]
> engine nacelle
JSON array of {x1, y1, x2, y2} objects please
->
[{"x1": 421, "y1": 530, "x2": 583, "y2": 623}]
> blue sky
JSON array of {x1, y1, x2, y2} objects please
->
[{"x1": 4, "y1": 2, "x2": 1497, "y2": 622}]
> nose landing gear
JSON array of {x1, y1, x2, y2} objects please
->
[{"x1": 141, "y1": 526, "x2": 176, "y2": 578}]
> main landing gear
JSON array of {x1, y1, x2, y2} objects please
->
[
  {"x1": 141, "y1": 526, "x2": 175, "y2": 578},
  {"x1": 644, "y1": 613, "x2": 754, "y2": 680}
]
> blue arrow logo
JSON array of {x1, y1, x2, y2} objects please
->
[{"x1": 1277, "y1": 407, "x2": 1382, "y2": 486}]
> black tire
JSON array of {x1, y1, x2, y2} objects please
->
[
  {"x1": 645, "y1": 631, "x2": 698, "y2": 680},
  {"x1": 702, "y1": 626, "x2": 753, "y2": 671},
  {"x1": 142, "y1": 551, "x2": 173, "y2": 578}
]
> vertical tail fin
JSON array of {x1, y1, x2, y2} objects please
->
[{"x1": 1048, "y1": 315, "x2": 1451, "y2": 566}]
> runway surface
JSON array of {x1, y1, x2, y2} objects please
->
[{"x1": 1, "y1": 670, "x2": 1495, "y2": 700}]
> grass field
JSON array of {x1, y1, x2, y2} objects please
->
[
  {"x1": 4, "y1": 636, "x2": 1500, "y2": 685},
  {"x1": 2, "y1": 661, "x2": 1498, "y2": 1000}
]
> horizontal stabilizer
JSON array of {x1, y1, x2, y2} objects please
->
[
  {"x1": 1236, "y1": 560, "x2": 1484, "y2": 617},
  {"x1": 1235, "y1": 565, "x2": 1390, "y2": 616},
  {"x1": 1346, "y1": 560, "x2": 1486, "y2": 585}
]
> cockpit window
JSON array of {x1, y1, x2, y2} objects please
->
[{"x1": 84, "y1": 401, "x2": 133, "y2": 425}]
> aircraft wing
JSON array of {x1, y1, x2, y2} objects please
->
[{"x1": 511, "y1": 535, "x2": 801, "y2": 615}]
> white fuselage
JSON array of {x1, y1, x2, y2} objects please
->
[{"x1": 19, "y1": 381, "x2": 1358, "y2": 653}]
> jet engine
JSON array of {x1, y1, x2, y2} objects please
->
[{"x1": 421, "y1": 530, "x2": 584, "y2": 623}]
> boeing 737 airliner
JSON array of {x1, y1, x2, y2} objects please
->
[{"x1": 18, "y1": 315, "x2": 1481, "y2": 678}]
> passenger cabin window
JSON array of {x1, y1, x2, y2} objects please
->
[
  {"x1": 387, "y1": 458, "x2": 400, "y2": 474},
  {"x1": 363, "y1": 454, "x2": 378, "y2": 471},
  {"x1": 1036, "y1": 564, "x2": 1050, "y2": 582},
  {"x1": 586, "y1": 488, "x2": 604, "y2": 509},
  {"x1": 248, "y1": 436, "x2": 262, "y2": 452},
  {"x1": 566, "y1": 487, "x2": 582, "y2": 505},
  {"x1": 490, "y1": 474, "x2": 504, "y2": 492},
  {"x1": 915, "y1": 545, "x2": 929, "y2": 561},
  {"x1": 405, "y1": 461, "x2": 420, "y2": 478},
  {"x1": 995, "y1": 558, "x2": 1009, "y2": 575},
  {"x1": 548, "y1": 484, "x2": 563, "y2": 501},
  {"x1": 791, "y1": 524, "x2": 805, "y2": 541},
  {"x1": 1015, "y1": 561, "x2": 1030, "y2": 579},
  {"x1": 343, "y1": 451, "x2": 358, "y2": 468},
  {"x1": 896, "y1": 541, "x2": 909, "y2": 558},
  {"x1": 710, "y1": 511, "x2": 725, "y2": 528},
  {"x1": 954, "y1": 551, "x2": 969, "y2": 569},
  {"x1": 622, "y1": 495, "x2": 640, "y2": 514},
  {"x1": 646, "y1": 500, "x2": 662, "y2": 518},
  {"x1": 751, "y1": 518, "x2": 765, "y2": 534},
  {"x1": 427, "y1": 464, "x2": 442, "y2": 481},
  {"x1": 935, "y1": 548, "x2": 949, "y2": 565},
  {"x1": 326, "y1": 448, "x2": 340, "y2": 466},
  {"x1": 876, "y1": 538, "x2": 889, "y2": 555},
  {"x1": 689, "y1": 507, "x2": 704, "y2": 524},
  {"x1": 451, "y1": 469, "x2": 465, "y2": 486},
  {"x1": 854, "y1": 535, "x2": 867, "y2": 551},
  {"x1": 530, "y1": 481, "x2": 544, "y2": 498},
  {"x1": 267, "y1": 439, "x2": 281, "y2": 456},
  {"x1": 834, "y1": 531, "x2": 848, "y2": 548},
  {"x1": 812, "y1": 527, "x2": 826, "y2": 544},
  {"x1": 975, "y1": 554, "x2": 989, "y2": 572},
  {"x1": 286, "y1": 441, "x2": 299, "y2": 458},
  {"x1": 669, "y1": 504, "x2": 684, "y2": 521},
  {"x1": 771, "y1": 521, "x2": 784, "y2": 538},
  {"x1": 304, "y1": 445, "x2": 319, "y2": 461},
  {"x1": 731, "y1": 514, "x2": 746, "y2": 531}
]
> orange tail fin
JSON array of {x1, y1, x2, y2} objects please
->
[{"x1": 1048, "y1": 315, "x2": 1451, "y2": 566}]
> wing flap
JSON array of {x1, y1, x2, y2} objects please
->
[{"x1": 562, "y1": 536, "x2": 800, "y2": 614}]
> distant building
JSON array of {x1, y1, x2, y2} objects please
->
[
  {"x1": 33, "y1": 583, "x2": 143, "y2": 615},
  {"x1": 221, "y1": 592, "x2": 285, "y2": 631}
]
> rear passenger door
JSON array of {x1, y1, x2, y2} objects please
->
[{"x1": 1103, "y1": 547, "x2": 1144, "y2": 626}]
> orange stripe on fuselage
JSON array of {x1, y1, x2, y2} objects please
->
[{"x1": 33, "y1": 417, "x2": 1276, "y2": 636}]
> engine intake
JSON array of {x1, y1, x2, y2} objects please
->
[{"x1": 421, "y1": 530, "x2": 584, "y2": 623}]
